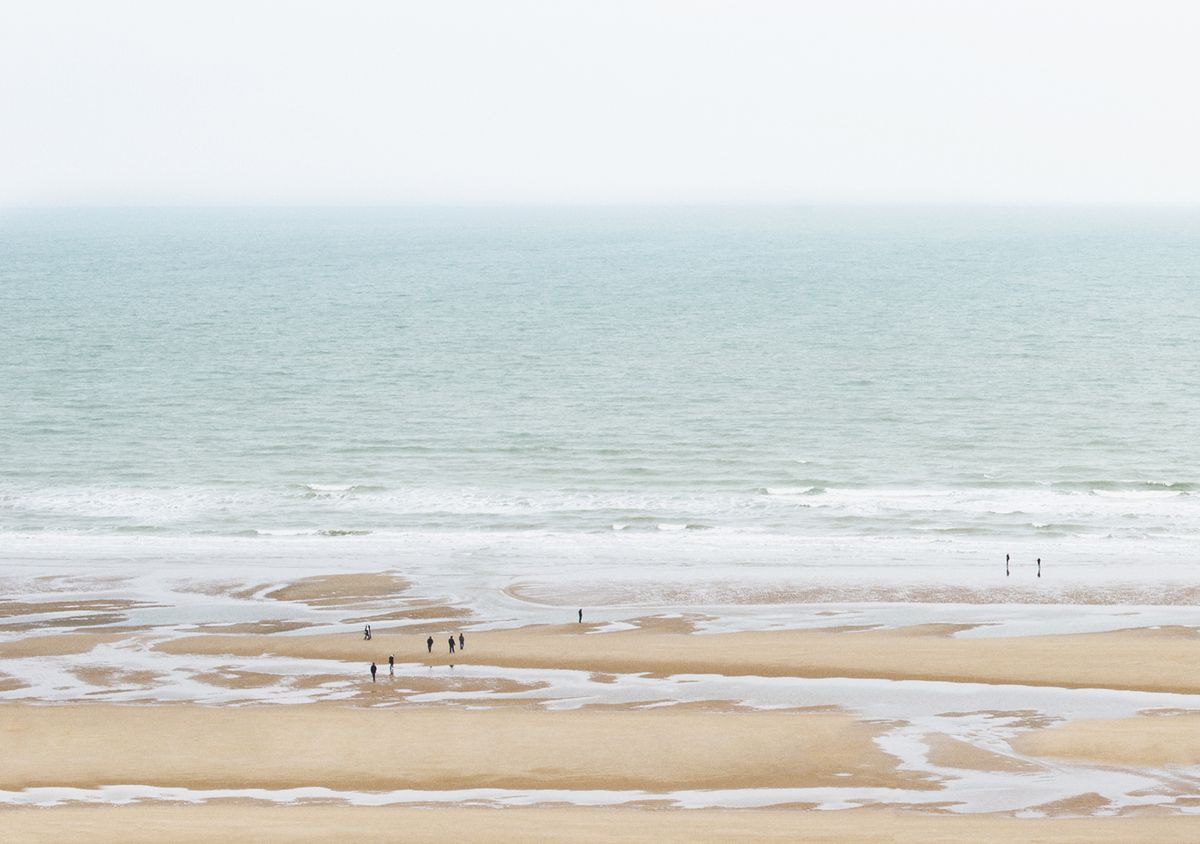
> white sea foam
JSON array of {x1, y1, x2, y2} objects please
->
[
  {"x1": 1091, "y1": 488, "x2": 1182, "y2": 499},
  {"x1": 3, "y1": 481, "x2": 1199, "y2": 545}
]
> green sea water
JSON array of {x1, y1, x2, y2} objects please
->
[{"x1": 1, "y1": 206, "x2": 1197, "y2": 568}]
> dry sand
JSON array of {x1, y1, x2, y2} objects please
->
[
  {"x1": 0, "y1": 598, "x2": 144, "y2": 618},
  {"x1": 0, "y1": 703, "x2": 927, "y2": 792},
  {"x1": 1013, "y1": 711, "x2": 1200, "y2": 767},
  {"x1": 2, "y1": 805, "x2": 1198, "y2": 843},
  {"x1": 0, "y1": 632, "x2": 127, "y2": 659},
  {"x1": 156, "y1": 621, "x2": 1200, "y2": 694}
]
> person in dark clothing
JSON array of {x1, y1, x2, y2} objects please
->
[
  {"x1": 458, "y1": 633, "x2": 464, "y2": 651},
  {"x1": 426, "y1": 636, "x2": 433, "y2": 653},
  {"x1": 448, "y1": 636, "x2": 455, "y2": 654},
  {"x1": 1006, "y1": 553, "x2": 1010, "y2": 577},
  {"x1": 1037, "y1": 557, "x2": 1042, "y2": 578},
  {"x1": 370, "y1": 661, "x2": 377, "y2": 682},
  {"x1": 578, "y1": 608, "x2": 583, "y2": 623},
  {"x1": 388, "y1": 654, "x2": 394, "y2": 673}
]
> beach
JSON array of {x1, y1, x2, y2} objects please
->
[{"x1": 4, "y1": 568, "x2": 1200, "y2": 841}]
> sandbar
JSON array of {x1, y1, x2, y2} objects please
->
[
  {"x1": 0, "y1": 704, "x2": 926, "y2": 792},
  {"x1": 1012, "y1": 711, "x2": 1200, "y2": 767}
]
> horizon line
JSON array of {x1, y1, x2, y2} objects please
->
[{"x1": 5, "y1": 200, "x2": 1200, "y2": 211}]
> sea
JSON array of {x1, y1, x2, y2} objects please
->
[{"x1": 2, "y1": 206, "x2": 1198, "y2": 600}]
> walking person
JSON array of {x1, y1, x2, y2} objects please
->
[
  {"x1": 448, "y1": 635, "x2": 455, "y2": 654},
  {"x1": 370, "y1": 661, "x2": 377, "y2": 682},
  {"x1": 426, "y1": 635, "x2": 433, "y2": 654},
  {"x1": 578, "y1": 608, "x2": 583, "y2": 624},
  {"x1": 1006, "y1": 553, "x2": 1009, "y2": 577},
  {"x1": 458, "y1": 632, "x2": 464, "y2": 651},
  {"x1": 388, "y1": 654, "x2": 394, "y2": 673},
  {"x1": 363, "y1": 624, "x2": 371, "y2": 640},
  {"x1": 1037, "y1": 557, "x2": 1041, "y2": 578}
]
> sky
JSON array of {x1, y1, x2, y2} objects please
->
[{"x1": 2, "y1": 1, "x2": 1199, "y2": 205}]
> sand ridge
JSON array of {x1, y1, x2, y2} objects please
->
[
  {"x1": 264, "y1": 572, "x2": 410, "y2": 607},
  {"x1": 1013, "y1": 711, "x2": 1200, "y2": 767},
  {"x1": 0, "y1": 704, "x2": 931, "y2": 792},
  {"x1": 0, "y1": 633, "x2": 129, "y2": 659},
  {"x1": 155, "y1": 622, "x2": 1200, "y2": 694}
]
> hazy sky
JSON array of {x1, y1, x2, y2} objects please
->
[{"x1": 3, "y1": 1, "x2": 1199, "y2": 205}]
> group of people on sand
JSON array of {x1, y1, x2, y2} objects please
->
[
  {"x1": 1005, "y1": 554, "x2": 1043, "y2": 578},
  {"x1": 368, "y1": 631, "x2": 467, "y2": 681},
  {"x1": 369, "y1": 654, "x2": 395, "y2": 681},
  {"x1": 366, "y1": 611, "x2": 589, "y2": 681}
]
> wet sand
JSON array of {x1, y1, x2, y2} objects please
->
[
  {"x1": 264, "y1": 572, "x2": 411, "y2": 606},
  {"x1": 507, "y1": 580, "x2": 1200, "y2": 607}
]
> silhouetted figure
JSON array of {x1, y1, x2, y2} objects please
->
[
  {"x1": 448, "y1": 636, "x2": 455, "y2": 654},
  {"x1": 363, "y1": 624, "x2": 371, "y2": 640},
  {"x1": 426, "y1": 636, "x2": 433, "y2": 653},
  {"x1": 1037, "y1": 557, "x2": 1042, "y2": 578},
  {"x1": 458, "y1": 633, "x2": 464, "y2": 651},
  {"x1": 388, "y1": 654, "x2": 394, "y2": 673},
  {"x1": 370, "y1": 661, "x2": 377, "y2": 682},
  {"x1": 1006, "y1": 553, "x2": 1010, "y2": 577},
  {"x1": 578, "y1": 608, "x2": 583, "y2": 623}
]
